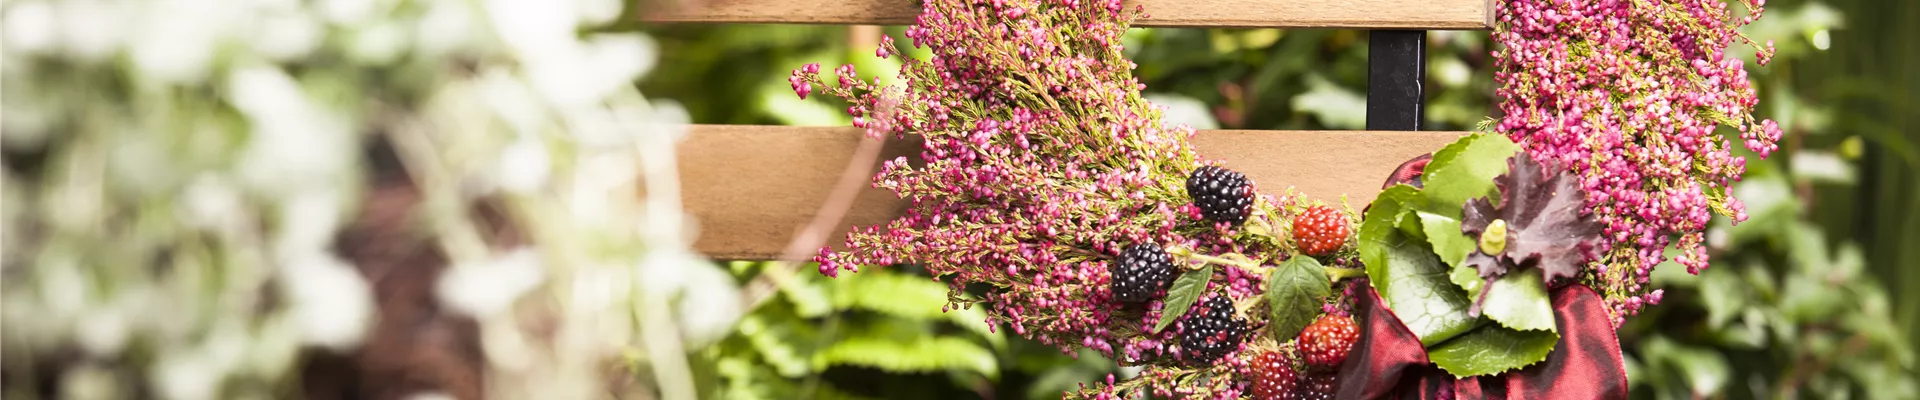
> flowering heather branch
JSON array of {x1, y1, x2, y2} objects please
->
[
  {"x1": 789, "y1": 0, "x2": 1363, "y2": 397},
  {"x1": 1494, "y1": 0, "x2": 1781, "y2": 323}
]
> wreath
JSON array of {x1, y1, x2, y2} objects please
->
[{"x1": 784, "y1": 0, "x2": 1779, "y2": 398}]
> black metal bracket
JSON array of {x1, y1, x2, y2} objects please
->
[{"x1": 1366, "y1": 30, "x2": 1428, "y2": 131}]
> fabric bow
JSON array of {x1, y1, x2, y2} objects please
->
[{"x1": 1328, "y1": 284, "x2": 1628, "y2": 400}]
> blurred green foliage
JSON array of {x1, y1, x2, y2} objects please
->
[{"x1": 643, "y1": 0, "x2": 1918, "y2": 398}]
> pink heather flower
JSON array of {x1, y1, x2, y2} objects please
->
[
  {"x1": 1494, "y1": 0, "x2": 1779, "y2": 322},
  {"x1": 790, "y1": 0, "x2": 1307, "y2": 396}
]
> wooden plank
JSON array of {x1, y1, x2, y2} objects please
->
[
  {"x1": 642, "y1": 0, "x2": 1493, "y2": 30},
  {"x1": 676, "y1": 125, "x2": 1467, "y2": 260}
]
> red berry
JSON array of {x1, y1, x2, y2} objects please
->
[
  {"x1": 1292, "y1": 205, "x2": 1352, "y2": 256},
  {"x1": 1298, "y1": 373, "x2": 1339, "y2": 400},
  {"x1": 1297, "y1": 315, "x2": 1359, "y2": 372},
  {"x1": 1251, "y1": 351, "x2": 1301, "y2": 400}
]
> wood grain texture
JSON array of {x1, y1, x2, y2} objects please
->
[
  {"x1": 642, "y1": 0, "x2": 1493, "y2": 30},
  {"x1": 675, "y1": 125, "x2": 1466, "y2": 260}
]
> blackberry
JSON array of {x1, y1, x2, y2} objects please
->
[
  {"x1": 1110, "y1": 243, "x2": 1175, "y2": 304},
  {"x1": 1299, "y1": 373, "x2": 1339, "y2": 400},
  {"x1": 1186, "y1": 166, "x2": 1254, "y2": 226},
  {"x1": 1180, "y1": 295, "x2": 1249, "y2": 364}
]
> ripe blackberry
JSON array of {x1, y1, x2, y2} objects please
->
[
  {"x1": 1110, "y1": 243, "x2": 1175, "y2": 303},
  {"x1": 1252, "y1": 350, "x2": 1301, "y2": 400},
  {"x1": 1292, "y1": 205, "x2": 1352, "y2": 256},
  {"x1": 1299, "y1": 373, "x2": 1339, "y2": 400},
  {"x1": 1186, "y1": 166, "x2": 1254, "y2": 226},
  {"x1": 1298, "y1": 315, "x2": 1360, "y2": 372},
  {"x1": 1180, "y1": 295, "x2": 1249, "y2": 364}
]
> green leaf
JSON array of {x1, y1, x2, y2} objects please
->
[
  {"x1": 1418, "y1": 210, "x2": 1476, "y2": 269},
  {"x1": 831, "y1": 271, "x2": 950, "y2": 320},
  {"x1": 1426, "y1": 324, "x2": 1559, "y2": 377},
  {"x1": 1477, "y1": 269, "x2": 1555, "y2": 332},
  {"x1": 1418, "y1": 133, "x2": 1519, "y2": 215},
  {"x1": 1154, "y1": 265, "x2": 1214, "y2": 333},
  {"x1": 1641, "y1": 336, "x2": 1731, "y2": 397},
  {"x1": 1360, "y1": 197, "x2": 1479, "y2": 346},
  {"x1": 1265, "y1": 256, "x2": 1332, "y2": 340},
  {"x1": 812, "y1": 335, "x2": 999, "y2": 379}
]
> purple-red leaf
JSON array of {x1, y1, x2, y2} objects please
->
[{"x1": 1459, "y1": 153, "x2": 1603, "y2": 285}]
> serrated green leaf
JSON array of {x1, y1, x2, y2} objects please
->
[
  {"x1": 1418, "y1": 210, "x2": 1476, "y2": 269},
  {"x1": 1478, "y1": 269, "x2": 1555, "y2": 332},
  {"x1": 1154, "y1": 265, "x2": 1214, "y2": 333},
  {"x1": 1266, "y1": 256, "x2": 1331, "y2": 341},
  {"x1": 1427, "y1": 324, "x2": 1559, "y2": 377},
  {"x1": 1448, "y1": 258, "x2": 1484, "y2": 299},
  {"x1": 1419, "y1": 134, "x2": 1519, "y2": 214},
  {"x1": 812, "y1": 336, "x2": 999, "y2": 379},
  {"x1": 1359, "y1": 198, "x2": 1480, "y2": 346}
]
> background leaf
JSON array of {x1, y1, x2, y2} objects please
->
[
  {"x1": 1155, "y1": 265, "x2": 1214, "y2": 333},
  {"x1": 1266, "y1": 256, "x2": 1332, "y2": 340},
  {"x1": 813, "y1": 335, "x2": 1000, "y2": 379}
]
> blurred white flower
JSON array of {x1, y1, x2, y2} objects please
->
[
  {"x1": 273, "y1": 190, "x2": 347, "y2": 256},
  {"x1": 496, "y1": 136, "x2": 552, "y2": 193},
  {"x1": 152, "y1": 350, "x2": 220, "y2": 400},
  {"x1": 129, "y1": 0, "x2": 236, "y2": 84},
  {"x1": 674, "y1": 264, "x2": 742, "y2": 349},
  {"x1": 584, "y1": 33, "x2": 657, "y2": 89},
  {"x1": 438, "y1": 247, "x2": 547, "y2": 317},
  {"x1": 635, "y1": 100, "x2": 691, "y2": 142},
  {"x1": 278, "y1": 252, "x2": 374, "y2": 351},
  {"x1": 318, "y1": 0, "x2": 384, "y2": 25},
  {"x1": 575, "y1": 0, "x2": 622, "y2": 26},
  {"x1": 484, "y1": 0, "x2": 575, "y2": 61},
  {"x1": 54, "y1": 0, "x2": 130, "y2": 62},
  {"x1": 75, "y1": 304, "x2": 131, "y2": 358},
  {"x1": 178, "y1": 175, "x2": 245, "y2": 231},
  {"x1": 227, "y1": 66, "x2": 355, "y2": 194},
  {"x1": 4, "y1": 1, "x2": 58, "y2": 55},
  {"x1": 249, "y1": 10, "x2": 323, "y2": 62},
  {"x1": 414, "y1": 0, "x2": 474, "y2": 56},
  {"x1": 347, "y1": 19, "x2": 410, "y2": 65}
]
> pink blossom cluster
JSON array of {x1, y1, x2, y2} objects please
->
[
  {"x1": 1493, "y1": 0, "x2": 1780, "y2": 322},
  {"x1": 789, "y1": 0, "x2": 1288, "y2": 394}
]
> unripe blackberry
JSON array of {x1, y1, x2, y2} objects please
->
[
  {"x1": 1186, "y1": 166, "x2": 1254, "y2": 226},
  {"x1": 1110, "y1": 243, "x2": 1174, "y2": 303},
  {"x1": 1252, "y1": 350, "x2": 1302, "y2": 400},
  {"x1": 1297, "y1": 315, "x2": 1359, "y2": 372}
]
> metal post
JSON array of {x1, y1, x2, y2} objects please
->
[{"x1": 1366, "y1": 30, "x2": 1427, "y2": 131}]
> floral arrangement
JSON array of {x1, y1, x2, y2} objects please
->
[{"x1": 786, "y1": 0, "x2": 1777, "y2": 397}]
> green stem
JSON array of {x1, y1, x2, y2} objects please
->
[{"x1": 1324, "y1": 266, "x2": 1367, "y2": 282}]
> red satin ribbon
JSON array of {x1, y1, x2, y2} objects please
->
[{"x1": 1331, "y1": 284, "x2": 1628, "y2": 400}]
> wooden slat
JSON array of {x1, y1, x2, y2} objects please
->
[
  {"x1": 676, "y1": 125, "x2": 1466, "y2": 260},
  {"x1": 643, "y1": 0, "x2": 1493, "y2": 30}
]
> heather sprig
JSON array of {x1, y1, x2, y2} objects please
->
[
  {"x1": 1493, "y1": 0, "x2": 1781, "y2": 322},
  {"x1": 787, "y1": 0, "x2": 1360, "y2": 396}
]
